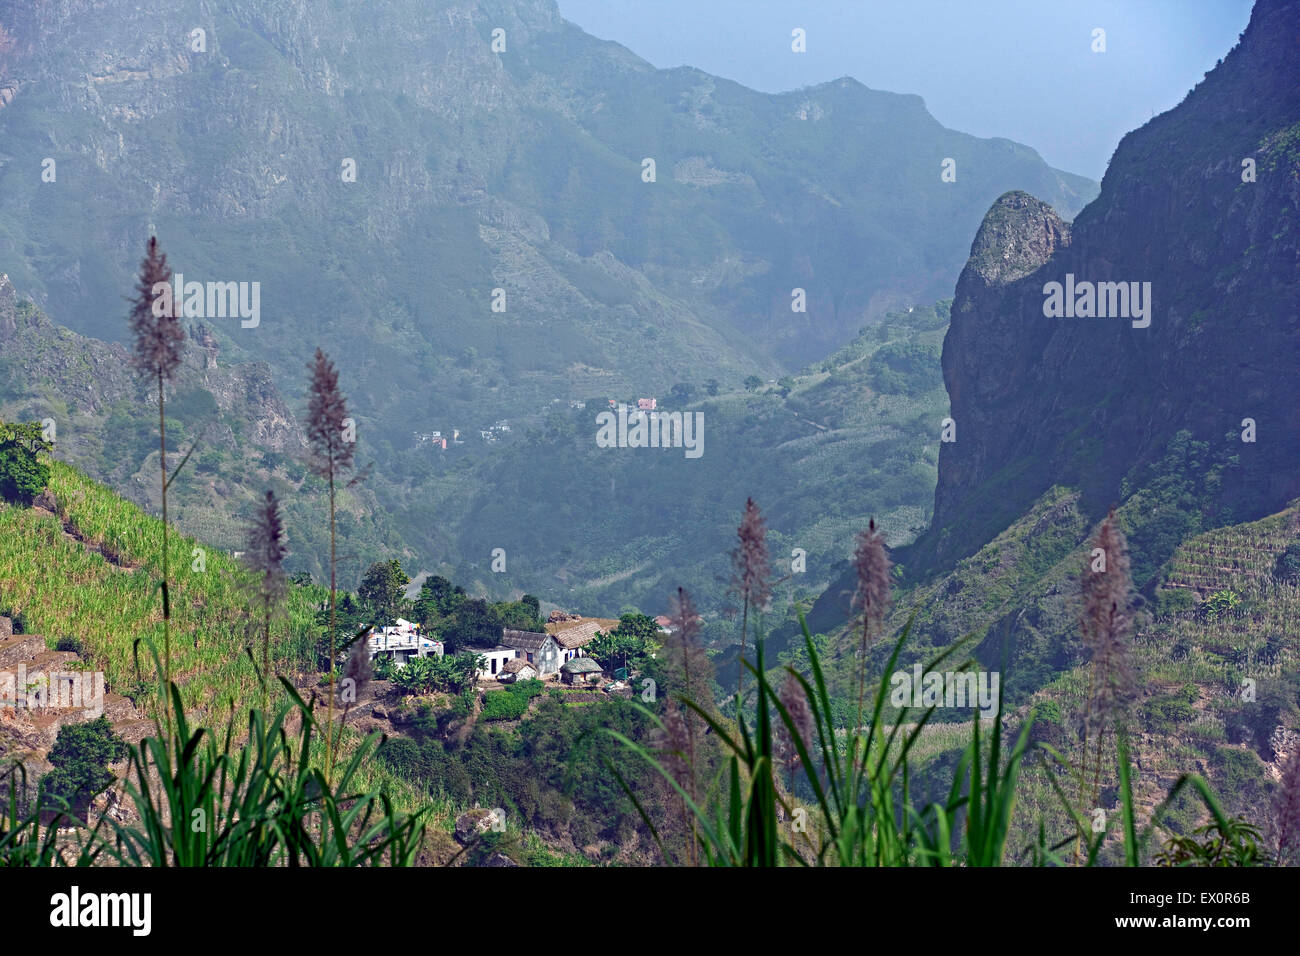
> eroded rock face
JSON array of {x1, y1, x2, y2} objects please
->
[
  {"x1": 917, "y1": 0, "x2": 1300, "y2": 573},
  {"x1": 0, "y1": 273, "x2": 17, "y2": 333}
]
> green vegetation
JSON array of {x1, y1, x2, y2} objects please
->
[
  {"x1": 391, "y1": 652, "x2": 483, "y2": 696},
  {"x1": 587, "y1": 613, "x2": 660, "y2": 672},
  {"x1": 0, "y1": 460, "x2": 323, "y2": 710},
  {"x1": 358, "y1": 558, "x2": 410, "y2": 621},
  {"x1": 37, "y1": 718, "x2": 128, "y2": 826},
  {"x1": 0, "y1": 420, "x2": 52, "y2": 505}
]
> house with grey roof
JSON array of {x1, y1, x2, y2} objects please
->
[
  {"x1": 560, "y1": 657, "x2": 603, "y2": 685},
  {"x1": 501, "y1": 628, "x2": 563, "y2": 677}
]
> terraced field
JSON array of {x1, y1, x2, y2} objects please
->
[{"x1": 0, "y1": 460, "x2": 323, "y2": 714}]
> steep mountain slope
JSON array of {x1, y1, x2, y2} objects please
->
[
  {"x1": 0, "y1": 272, "x2": 407, "y2": 577},
  {"x1": 0, "y1": 0, "x2": 1092, "y2": 419},
  {"x1": 914, "y1": 0, "x2": 1299, "y2": 573}
]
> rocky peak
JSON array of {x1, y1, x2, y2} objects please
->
[
  {"x1": 959, "y1": 192, "x2": 1070, "y2": 291},
  {"x1": 916, "y1": 0, "x2": 1300, "y2": 574}
]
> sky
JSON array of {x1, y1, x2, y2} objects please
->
[{"x1": 555, "y1": 0, "x2": 1254, "y2": 180}]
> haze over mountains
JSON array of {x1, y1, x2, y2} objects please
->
[
  {"x1": 1, "y1": 0, "x2": 1297, "y2": 872},
  {"x1": 0, "y1": 0, "x2": 1096, "y2": 616}
]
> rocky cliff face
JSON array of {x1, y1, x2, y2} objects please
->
[
  {"x1": 914, "y1": 0, "x2": 1300, "y2": 573},
  {"x1": 0, "y1": 272, "x2": 18, "y2": 332}
]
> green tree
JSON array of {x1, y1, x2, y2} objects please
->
[
  {"x1": 612, "y1": 612, "x2": 660, "y2": 643},
  {"x1": 358, "y1": 558, "x2": 410, "y2": 622},
  {"x1": 743, "y1": 374, "x2": 763, "y2": 392},
  {"x1": 39, "y1": 717, "x2": 128, "y2": 824},
  {"x1": 588, "y1": 613, "x2": 660, "y2": 671},
  {"x1": 0, "y1": 420, "x2": 53, "y2": 504},
  {"x1": 705, "y1": 378, "x2": 720, "y2": 396},
  {"x1": 412, "y1": 575, "x2": 458, "y2": 626}
]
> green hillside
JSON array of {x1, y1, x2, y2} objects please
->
[{"x1": 0, "y1": 459, "x2": 322, "y2": 711}]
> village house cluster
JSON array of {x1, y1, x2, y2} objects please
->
[
  {"x1": 365, "y1": 614, "x2": 607, "y2": 686},
  {"x1": 412, "y1": 429, "x2": 463, "y2": 450},
  {"x1": 479, "y1": 420, "x2": 511, "y2": 443}
]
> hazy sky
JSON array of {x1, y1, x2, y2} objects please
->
[{"x1": 555, "y1": 0, "x2": 1254, "y2": 180}]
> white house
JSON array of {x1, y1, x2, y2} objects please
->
[
  {"x1": 368, "y1": 618, "x2": 443, "y2": 667},
  {"x1": 466, "y1": 644, "x2": 520, "y2": 681}
]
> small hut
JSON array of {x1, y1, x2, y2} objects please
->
[
  {"x1": 499, "y1": 658, "x2": 538, "y2": 684},
  {"x1": 560, "y1": 656, "x2": 602, "y2": 686}
]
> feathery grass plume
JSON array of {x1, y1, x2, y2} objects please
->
[
  {"x1": 304, "y1": 347, "x2": 355, "y2": 784},
  {"x1": 728, "y1": 498, "x2": 771, "y2": 703},
  {"x1": 663, "y1": 586, "x2": 712, "y2": 865},
  {"x1": 1274, "y1": 744, "x2": 1300, "y2": 866},
  {"x1": 127, "y1": 236, "x2": 185, "y2": 742},
  {"x1": 649, "y1": 701, "x2": 692, "y2": 863},
  {"x1": 245, "y1": 489, "x2": 287, "y2": 706},
  {"x1": 1078, "y1": 508, "x2": 1138, "y2": 819},
  {"x1": 777, "y1": 667, "x2": 814, "y2": 792},
  {"x1": 850, "y1": 518, "x2": 891, "y2": 728}
]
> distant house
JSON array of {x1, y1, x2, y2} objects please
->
[
  {"x1": 368, "y1": 619, "x2": 443, "y2": 667},
  {"x1": 501, "y1": 628, "x2": 563, "y2": 677},
  {"x1": 467, "y1": 645, "x2": 520, "y2": 681},
  {"x1": 560, "y1": 657, "x2": 602, "y2": 686},
  {"x1": 654, "y1": 615, "x2": 675, "y2": 635},
  {"x1": 637, "y1": 398, "x2": 657, "y2": 411},
  {"x1": 413, "y1": 431, "x2": 448, "y2": 450},
  {"x1": 499, "y1": 658, "x2": 538, "y2": 683}
]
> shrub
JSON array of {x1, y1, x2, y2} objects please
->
[
  {"x1": 510, "y1": 678, "x2": 544, "y2": 699},
  {"x1": 373, "y1": 655, "x2": 398, "y2": 682},
  {"x1": 1273, "y1": 543, "x2": 1300, "y2": 584},
  {"x1": 1146, "y1": 683, "x2": 1199, "y2": 730},
  {"x1": 1154, "y1": 587, "x2": 1195, "y2": 616},
  {"x1": 38, "y1": 716, "x2": 128, "y2": 824},
  {"x1": 1199, "y1": 589, "x2": 1241, "y2": 620}
]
